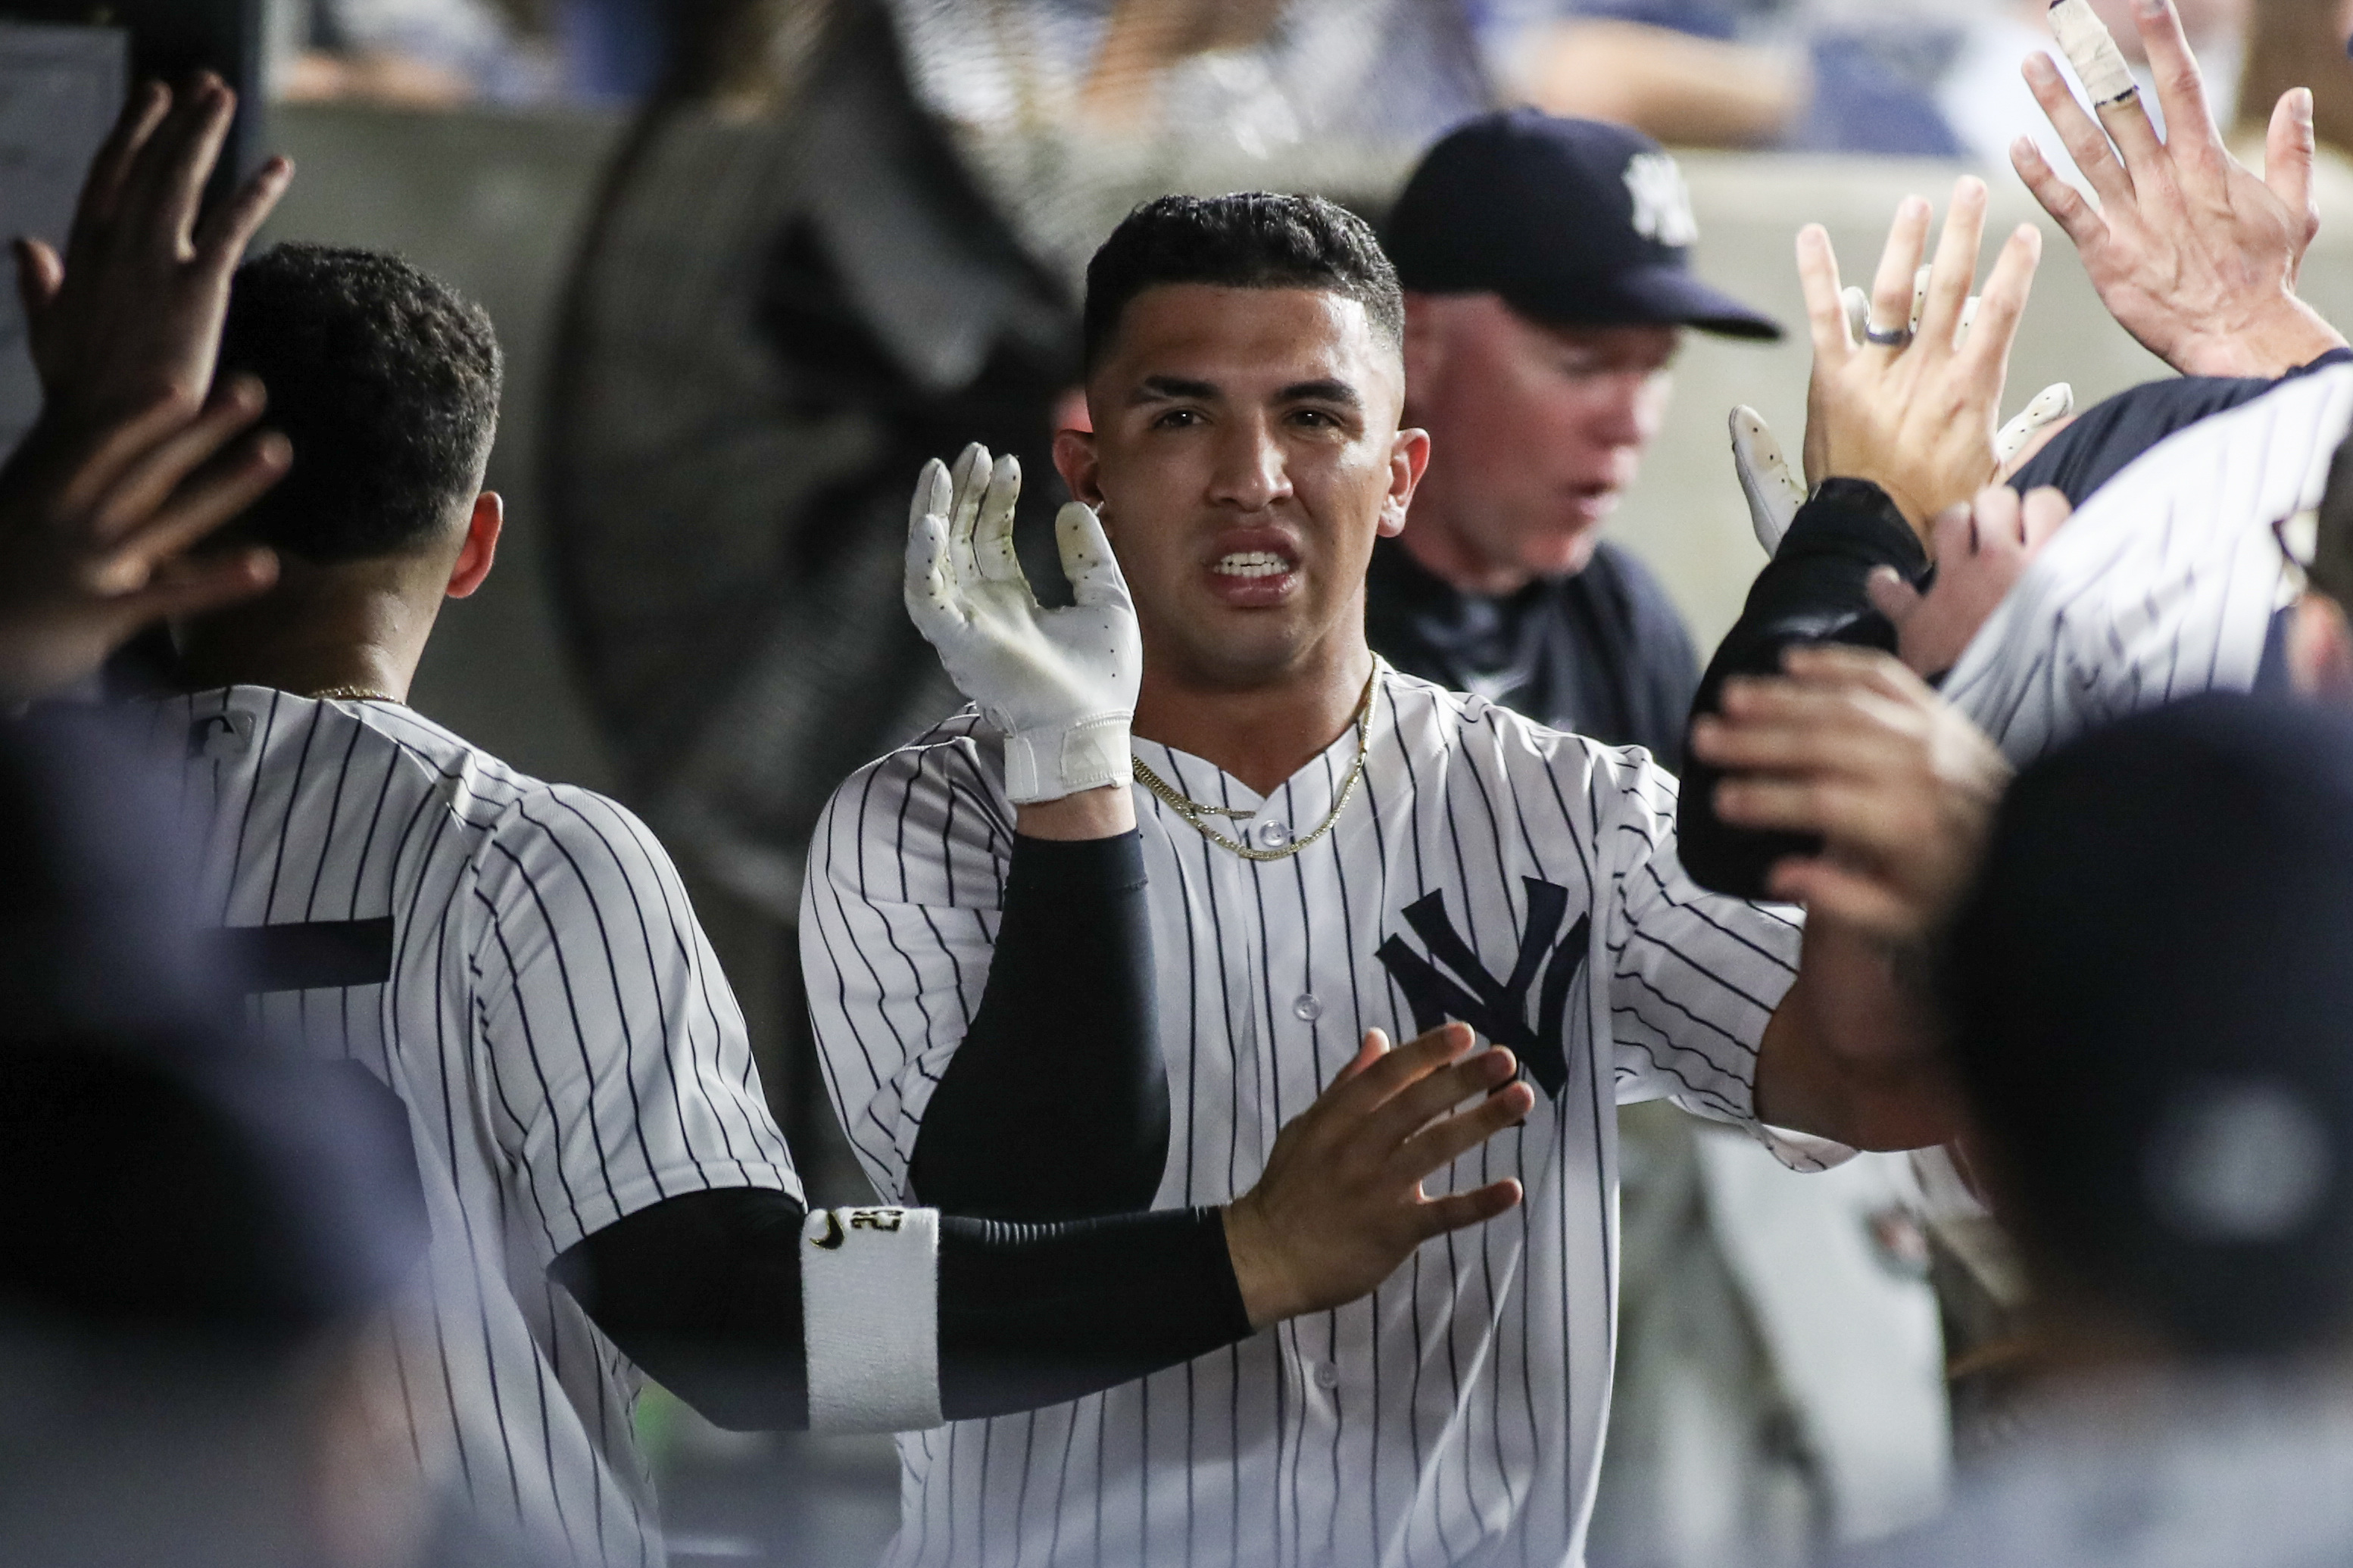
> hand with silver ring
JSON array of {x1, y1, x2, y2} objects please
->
[{"x1": 1796, "y1": 176, "x2": 2043, "y2": 542}]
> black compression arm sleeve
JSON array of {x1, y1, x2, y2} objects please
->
[
  {"x1": 552, "y1": 1188, "x2": 1250, "y2": 1431},
  {"x1": 907, "y1": 831, "x2": 1168, "y2": 1220},
  {"x1": 1679, "y1": 480, "x2": 1928, "y2": 899}
]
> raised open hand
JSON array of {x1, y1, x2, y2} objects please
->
[
  {"x1": 0, "y1": 73, "x2": 295, "y2": 704},
  {"x1": 0, "y1": 376, "x2": 289, "y2": 705},
  {"x1": 905, "y1": 442, "x2": 1143, "y2": 805},
  {"x1": 17, "y1": 73, "x2": 293, "y2": 429},
  {"x1": 1222, "y1": 1024, "x2": 1530, "y2": 1327},
  {"x1": 1798, "y1": 178, "x2": 2042, "y2": 538},
  {"x1": 2012, "y1": 0, "x2": 2345, "y2": 380}
]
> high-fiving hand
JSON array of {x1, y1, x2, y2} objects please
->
[
  {"x1": 1797, "y1": 177, "x2": 2043, "y2": 538},
  {"x1": 905, "y1": 443, "x2": 1144, "y2": 806},
  {"x1": 2013, "y1": 0, "x2": 2346, "y2": 381},
  {"x1": 18, "y1": 75, "x2": 292, "y2": 426},
  {"x1": 1866, "y1": 485, "x2": 2074, "y2": 679},
  {"x1": 0, "y1": 75, "x2": 294, "y2": 706},
  {"x1": 1689, "y1": 646, "x2": 2011, "y2": 945},
  {"x1": 1222, "y1": 1023, "x2": 1530, "y2": 1328}
]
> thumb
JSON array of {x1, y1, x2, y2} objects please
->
[
  {"x1": 2266, "y1": 87, "x2": 2320, "y2": 257},
  {"x1": 1865, "y1": 565, "x2": 1921, "y2": 628},
  {"x1": 1730, "y1": 406, "x2": 1804, "y2": 556},
  {"x1": 1996, "y1": 382, "x2": 2075, "y2": 469},
  {"x1": 1056, "y1": 500, "x2": 1131, "y2": 612},
  {"x1": 1841, "y1": 285, "x2": 1870, "y2": 348}
]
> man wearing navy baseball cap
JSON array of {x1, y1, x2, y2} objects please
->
[
  {"x1": 1372, "y1": 111, "x2": 1955, "y2": 1567},
  {"x1": 1370, "y1": 109, "x2": 1779, "y2": 771}
]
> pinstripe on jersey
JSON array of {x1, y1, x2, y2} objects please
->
[
  {"x1": 148, "y1": 687, "x2": 800, "y2": 1568},
  {"x1": 801, "y1": 668, "x2": 1817, "y2": 1568},
  {"x1": 1945, "y1": 364, "x2": 2353, "y2": 762}
]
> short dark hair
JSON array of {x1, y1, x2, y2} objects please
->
[
  {"x1": 1081, "y1": 193, "x2": 1404, "y2": 373},
  {"x1": 217, "y1": 244, "x2": 502, "y2": 564}
]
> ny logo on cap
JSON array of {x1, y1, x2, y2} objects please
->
[{"x1": 1624, "y1": 151, "x2": 1699, "y2": 248}]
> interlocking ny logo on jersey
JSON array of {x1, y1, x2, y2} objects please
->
[{"x1": 1376, "y1": 880, "x2": 1590, "y2": 1099}]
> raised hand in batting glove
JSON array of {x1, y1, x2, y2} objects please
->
[
  {"x1": 906, "y1": 442, "x2": 1143, "y2": 806},
  {"x1": 1730, "y1": 379, "x2": 2070, "y2": 559}
]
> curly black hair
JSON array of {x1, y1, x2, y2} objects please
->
[
  {"x1": 1081, "y1": 192, "x2": 1403, "y2": 373},
  {"x1": 217, "y1": 243, "x2": 502, "y2": 564}
]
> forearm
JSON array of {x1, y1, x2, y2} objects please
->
[
  {"x1": 1680, "y1": 480, "x2": 1927, "y2": 897},
  {"x1": 1752, "y1": 926, "x2": 1961, "y2": 1152},
  {"x1": 555, "y1": 1189, "x2": 1250, "y2": 1431},
  {"x1": 908, "y1": 824, "x2": 1169, "y2": 1219}
]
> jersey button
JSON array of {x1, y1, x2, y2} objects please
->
[
  {"x1": 1251, "y1": 817, "x2": 1293, "y2": 851},
  {"x1": 1312, "y1": 1362, "x2": 1340, "y2": 1391},
  {"x1": 1292, "y1": 993, "x2": 1322, "y2": 1022}
]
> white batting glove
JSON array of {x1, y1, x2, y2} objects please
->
[
  {"x1": 1843, "y1": 273, "x2": 1980, "y2": 347},
  {"x1": 1996, "y1": 381, "x2": 2075, "y2": 467},
  {"x1": 1734, "y1": 375, "x2": 2074, "y2": 558},
  {"x1": 1731, "y1": 406, "x2": 1807, "y2": 556},
  {"x1": 903, "y1": 442, "x2": 1142, "y2": 806}
]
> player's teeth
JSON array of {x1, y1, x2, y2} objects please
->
[{"x1": 1213, "y1": 552, "x2": 1290, "y2": 579}]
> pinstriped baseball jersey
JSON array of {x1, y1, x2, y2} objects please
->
[
  {"x1": 144, "y1": 687, "x2": 799, "y2": 1568},
  {"x1": 1945, "y1": 363, "x2": 2353, "y2": 762},
  {"x1": 801, "y1": 667, "x2": 1816, "y2": 1568}
]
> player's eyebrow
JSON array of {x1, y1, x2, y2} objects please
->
[
  {"x1": 1130, "y1": 375, "x2": 1220, "y2": 405},
  {"x1": 1277, "y1": 379, "x2": 1362, "y2": 409}
]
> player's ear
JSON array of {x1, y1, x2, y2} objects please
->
[
  {"x1": 445, "y1": 491, "x2": 503, "y2": 600},
  {"x1": 1381, "y1": 427, "x2": 1431, "y2": 539},
  {"x1": 2288, "y1": 590, "x2": 2353, "y2": 703},
  {"x1": 1053, "y1": 426, "x2": 1105, "y2": 510}
]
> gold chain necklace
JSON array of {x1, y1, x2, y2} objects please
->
[
  {"x1": 1131, "y1": 672, "x2": 1378, "y2": 863},
  {"x1": 307, "y1": 684, "x2": 401, "y2": 704}
]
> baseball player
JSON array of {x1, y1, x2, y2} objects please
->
[
  {"x1": 1684, "y1": 0, "x2": 2353, "y2": 896},
  {"x1": 803, "y1": 191, "x2": 1955, "y2": 1566},
  {"x1": 83, "y1": 219, "x2": 1534, "y2": 1568},
  {"x1": 1681, "y1": 0, "x2": 2353, "y2": 904}
]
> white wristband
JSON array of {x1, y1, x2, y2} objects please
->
[
  {"x1": 1001, "y1": 713, "x2": 1131, "y2": 805},
  {"x1": 800, "y1": 1206, "x2": 944, "y2": 1433},
  {"x1": 2049, "y1": 0, "x2": 2139, "y2": 105}
]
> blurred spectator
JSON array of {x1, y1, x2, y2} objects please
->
[
  {"x1": 554, "y1": 0, "x2": 673, "y2": 102},
  {"x1": 1479, "y1": 0, "x2": 1812, "y2": 148},
  {"x1": 1481, "y1": 0, "x2": 2247, "y2": 159},
  {"x1": 271, "y1": 0, "x2": 555, "y2": 106}
]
